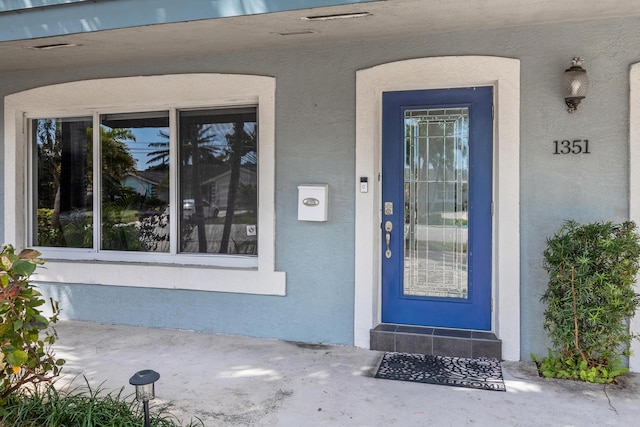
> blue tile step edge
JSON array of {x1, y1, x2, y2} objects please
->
[{"x1": 370, "y1": 324, "x2": 502, "y2": 359}]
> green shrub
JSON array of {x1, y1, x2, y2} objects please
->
[
  {"x1": 539, "y1": 220, "x2": 640, "y2": 382},
  {"x1": 0, "y1": 244, "x2": 64, "y2": 407},
  {"x1": 1, "y1": 379, "x2": 203, "y2": 427}
]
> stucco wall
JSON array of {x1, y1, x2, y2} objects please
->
[{"x1": 2, "y1": 16, "x2": 638, "y2": 356}]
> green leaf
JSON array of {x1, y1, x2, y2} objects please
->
[
  {"x1": 0, "y1": 323, "x2": 11, "y2": 336},
  {"x1": 10, "y1": 259, "x2": 37, "y2": 277},
  {"x1": 27, "y1": 298, "x2": 46, "y2": 308},
  {"x1": 32, "y1": 314, "x2": 50, "y2": 329},
  {"x1": 6, "y1": 349, "x2": 28, "y2": 367}
]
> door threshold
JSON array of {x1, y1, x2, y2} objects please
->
[{"x1": 370, "y1": 324, "x2": 501, "y2": 359}]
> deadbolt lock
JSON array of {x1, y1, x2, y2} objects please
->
[{"x1": 384, "y1": 202, "x2": 393, "y2": 216}]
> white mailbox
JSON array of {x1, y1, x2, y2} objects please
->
[{"x1": 298, "y1": 184, "x2": 328, "y2": 221}]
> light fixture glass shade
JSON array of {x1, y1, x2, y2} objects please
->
[
  {"x1": 135, "y1": 383, "x2": 155, "y2": 401},
  {"x1": 563, "y1": 57, "x2": 589, "y2": 113}
]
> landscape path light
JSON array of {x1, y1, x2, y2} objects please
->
[{"x1": 129, "y1": 369, "x2": 160, "y2": 427}]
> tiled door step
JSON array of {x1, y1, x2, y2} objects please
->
[{"x1": 370, "y1": 324, "x2": 502, "y2": 359}]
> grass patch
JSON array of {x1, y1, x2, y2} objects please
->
[{"x1": 0, "y1": 378, "x2": 203, "y2": 427}]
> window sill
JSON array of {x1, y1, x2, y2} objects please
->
[
  {"x1": 33, "y1": 247, "x2": 259, "y2": 268},
  {"x1": 32, "y1": 259, "x2": 286, "y2": 295}
]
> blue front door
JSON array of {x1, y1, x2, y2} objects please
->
[{"x1": 381, "y1": 87, "x2": 493, "y2": 330}]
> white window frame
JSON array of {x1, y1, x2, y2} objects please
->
[
  {"x1": 627, "y1": 63, "x2": 640, "y2": 371},
  {"x1": 4, "y1": 74, "x2": 286, "y2": 295}
]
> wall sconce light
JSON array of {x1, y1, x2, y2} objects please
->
[
  {"x1": 129, "y1": 369, "x2": 160, "y2": 427},
  {"x1": 563, "y1": 57, "x2": 589, "y2": 113}
]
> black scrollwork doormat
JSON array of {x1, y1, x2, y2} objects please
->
[{"x1": 374, "y1": 352, "x2": 506, "y2": 392}]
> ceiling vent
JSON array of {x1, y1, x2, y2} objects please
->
[
  {"x1": 27, "y1": 43, "x2": 80, "y2": 50},
  {"x1": 277, "y1": 30, "x2": 316, "y2": 36},
  {"x1": 302, "y1": 12, "x2": 371, "y2": 21}
]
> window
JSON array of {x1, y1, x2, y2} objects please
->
[
  {"x1": 178, "y1": 108, "x2": 257, "y2": 255},
  {"x1": 33, "y1": 117, "x2": 93, "y2": 248},
  {"x1": 99, "y1": 112, "x2": 170, "y2": 252},
  {"x1": 5, "y1": 74, "x2": 284, "y2": 295},
  {"x1": 32, "y1": 108, "x2": 258, "y2": 256}
]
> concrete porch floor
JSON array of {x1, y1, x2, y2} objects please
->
[{"x1": 51, "y1": 321, "x2": 640, "y2": 426}]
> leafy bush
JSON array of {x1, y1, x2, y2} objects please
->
[
  {"x1": 0, "y1": 244, "x2": 64, "y2": 406},
  {"x1": 1, "y1": 379, "x2": 203, "y2": 427},
  {"x1": 535, "y1": 349, "x2": 628, "y2": 384},
  {"x1": 538, "y1": 220, "x2": 640, "y2": 382}
]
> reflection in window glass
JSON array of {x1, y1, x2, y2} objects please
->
[
  {"x1": 179, "y1": 108, "x2": 257, "y2": 255},
  {"x1": 31, "y1": 107, "x2": 259, "y2": 259},
  {"x1": 100, "y1": 112, "x2": 170, "y2": 251},
  {"x1": 33, "y1": 117, "x2": 93, "y2": 248}
]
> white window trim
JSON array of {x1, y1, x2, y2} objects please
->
[
  {"x1": 627, "y1": 63, "x2": 640, "y2": 371},
  {"x1": 353, "y1": 56, "x2": 520, "y2": 360},
  {"x1": 4, "y1": 74, "x2": 286, "y2": 295}
]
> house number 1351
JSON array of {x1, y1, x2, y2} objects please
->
[{"x1": 553, "y1": 139, "x2": 590, "y2": 154}]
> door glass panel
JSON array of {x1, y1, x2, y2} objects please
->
[{"x1": 404, "y1": 108, "x2": 469, "y2": 299}]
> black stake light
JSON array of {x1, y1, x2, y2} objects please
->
[{"x1": 129, "y1": 369, "x2": 160, "y2": 427}]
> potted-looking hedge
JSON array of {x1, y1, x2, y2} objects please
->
[{"x1": 538, "y1": 220, "x2": 640, "y2": 383}]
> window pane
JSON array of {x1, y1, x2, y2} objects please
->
[
  {"x1": 33, "y1": 118, "x2": 93, "y2": 248},
  {"x1": 179, "y1": 108, "x2": 257, "y2": 255},
  {"x1": 100, "y1": 112, "x2": 170, "y2": 252}
]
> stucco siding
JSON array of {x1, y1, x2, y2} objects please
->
[{"x1": 2, "y1": 16, "x2": 638, "y2": 356}]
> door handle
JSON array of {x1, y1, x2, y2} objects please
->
[{"x1": 384, "y1": 220, "x2": 393, "y2": 259}]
